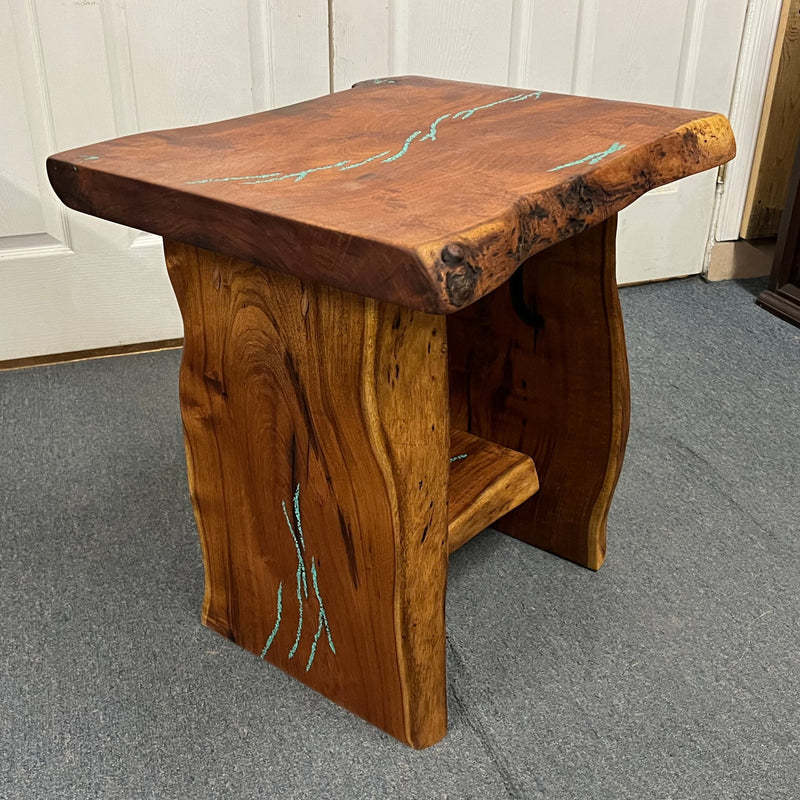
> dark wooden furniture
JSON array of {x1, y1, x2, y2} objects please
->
[
  {"x1": 758, "y1": 133, "x2": 800, "y2": 327},
  {"x1": 47, "y1": 76, "x2": 735, "y2": 747}
]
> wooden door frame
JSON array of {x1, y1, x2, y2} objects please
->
[{"x1": 711, "y1": 0, "x2": 785, "y2": 248}]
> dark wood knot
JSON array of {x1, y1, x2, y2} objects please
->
[
  {"x1": 440, "y1": 244, "x2": 466, "y2": 265},
  {"x1": 440, "y1": 244, "x2": 481, "y2": 306}
]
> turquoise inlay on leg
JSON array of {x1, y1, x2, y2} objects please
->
[
  {"x1": 307, "y1": 612, "x2": 325, "y2": 671},
  {"x1": 449, "y1": 453, "x2": 468, "y2": 462},
  {"x1": 289, "y1": 563, "x2": 304, "y2": 658},
  {"x1": 312, "y1": 561, "x2": 335, "y2": 654},
  {"x1": 292, "y1": 483, "x2": 305, "y2": 550},
  {"x1": 548, "y1": 142, "x2": 626, "y2": 172},
  {"x1": 340, "y1": 150, "x2": 391, "y2": 170},
  {"x1": 283, "y1": 498, "x2": 308, "y2": 597},
  {"x1": 260, "y1": 581, "x2": 283, "y2": 658},
  {"x1": 420, "y1": 114, "x2": 451, "y2": 143},
  {"x1": 382, "y1": 131, "x2": 422, "y2": 163},
  {"x1": 306, "y1": 559, "x2": 336, "y2": 672}
]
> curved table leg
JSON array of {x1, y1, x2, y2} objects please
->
[
  {"x1": 447, "y1": 216, "x2": 630, "y2": 570},
  {"x1": 165, "y1": 241, "x2": 449, "y2": 747}
]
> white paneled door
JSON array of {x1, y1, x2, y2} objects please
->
[
  {"x1": 1, "y1": 0, "x2": 748, "y2": 361},
  {"x1": 331, "y1": 0, "x2": 749, "y2": 285},
  {"x1": 1, "y1": 0, "x2": 328, "y2": 361}
]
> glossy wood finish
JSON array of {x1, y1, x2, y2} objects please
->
[
  {"x1": 165, "y1": 240, "x2": 449, "y2": 748},
  {"x1": 45, "y1": 77, "x2": 738, "y2": 745},
  {"x1": 447, "y1": 429, "x2": 539, "y2": 554},
  {"x1": 448, "y1": 217, "x2": 629, "y2": 569},
  {"x1": 48, "y1": 76, "x2": 734, "y2": 314}
]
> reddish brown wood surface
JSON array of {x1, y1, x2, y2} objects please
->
[
  {"x1": 447, "y1": 429, "x2": 539, "y2": 553},
  {"x1": 448, "y1": 217, "x2": 628, "y2": 569},
  {"x1": 48, "y1": 76, "x2": 734, "y2": 314},
  {"x1": 165, "y1": 240, "x2": 450, "y2": 748}
]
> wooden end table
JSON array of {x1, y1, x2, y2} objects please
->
[{"x1": 47, "y1": 76, "x2": 734, "y2": 747}]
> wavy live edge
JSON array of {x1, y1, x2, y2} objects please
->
[
  {"x1": 46, "y1": 75, "x2": 735, "y2": 315},
  {"x1": 447, "y1": 429, "x2": 539, "y2": 553}
]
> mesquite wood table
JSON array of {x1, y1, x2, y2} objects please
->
[{"x1": 47, "y1": 76, "x2": 735, "y2": 748}]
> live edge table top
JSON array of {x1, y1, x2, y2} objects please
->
[{"x1": 47, "y1": 76, "x2": 735, "y2": 314}]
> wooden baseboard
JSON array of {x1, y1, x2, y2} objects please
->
[
  {"x1": 0, "y1": 338, "x2": 183, "y2": 372},
  {"x1": 706, "y1": 238, "x2": 776, "y2": 281},
  {"x1": 0, "y1": 239, "x2": 777, "y2": 371}
]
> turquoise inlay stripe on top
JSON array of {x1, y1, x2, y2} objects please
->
[
  {"x1": 420, "y1": 114, "x2": 451, "y2": 143},
  {"x1": 244, "y1": 160, "x2": 351, "y2": 185},
  {"x1": 548, "y1": 141, "x2": 626, "y2": 172},
  {"x1": 340, "y1": 150, "x2": 391, "y2": 170},
  {"x1": 382, "y1": 131, "x2": 422, "y2": 163},
  {"x1": 450, "y1": 453, "x2": 468, "y2": 462},
  {"x1": 188, "y1": 171, "x2": 281, "y2": 185},
  {"x1": 260, "y1": 581, "x2": 283, "y2": 658},
  {"x1": 453, "y1": 91, "x2": 541, "y2": 120},
  {"x1": 186, "y1": 90, "x2": 544, "y2": 188}
]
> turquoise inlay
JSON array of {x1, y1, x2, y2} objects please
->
[
  {"x1": 259, "y1": 483, "x2": 337, "y2": 670},
  {"x1": 78, "y1": 155, "x2": 100, "y2": 161},
  {"x1": 260, "y1": 580, "x2": 283, "y2": 658},
  {"x1": 340, "y1": 150, "x2": 391, "y2": 171},
  {"x1": 453, "y1": 91, "x2": 541, "y2": 121},
  {"x1": 289, "y1": 563, "x2": 304, "y2": 658},
  {"x1": 244, "y1": 159, "x2": 352, "y2": 185},
  {"x1": 292, "y1": 483, "x2": 308, "y2": 552},
  {"x1": 292, "y1": 483, "x2": 305, "y2": 550},
  {"x1": 371, "y1": 78, "x2": 396, "y2": 85},
  {"x1": 186, "y1": 90, "x2": 543, "y2": 186},
  {"x1": 420, "y1": 113, "x2": 451, "y2": 143},
  {"x1": 548, "y1": 141, "x2": 626, "y2": 172},
  {"x1": 306, "y1": 559, "x2": 336, "y2": 672},
  {"x1": 283, "y1": 498, "x2": 308, "y2": 597},
  {"x1": 187, "y1": 171, "x2": 281, "y2": 185},
  {"x1": 450, "y1": 453, "x2": 468, "y2": 462},
  {"x1": 382, "y1": 131, "x2": 422, "y2": 163}
]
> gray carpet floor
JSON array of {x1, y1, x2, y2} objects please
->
[{"x1": 1, "y1": 276, "x2": 798, "y2": 799}]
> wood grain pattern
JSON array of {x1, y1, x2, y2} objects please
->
[
  {"x1": 447, "y1": 217, "x2": 628, "y2": 569},
  {"x1": 165, "y1": 240, "x2": 449, "y2": 748},
  {"x1": 447, "y1": 429, "x2": 539, "y2": 553},
  {"x1": 47, "y1": 76, "x2": 734, "y2": 314},
  {"x1": 742, "y1": 0, "x2": 800, "y2": 240}
]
